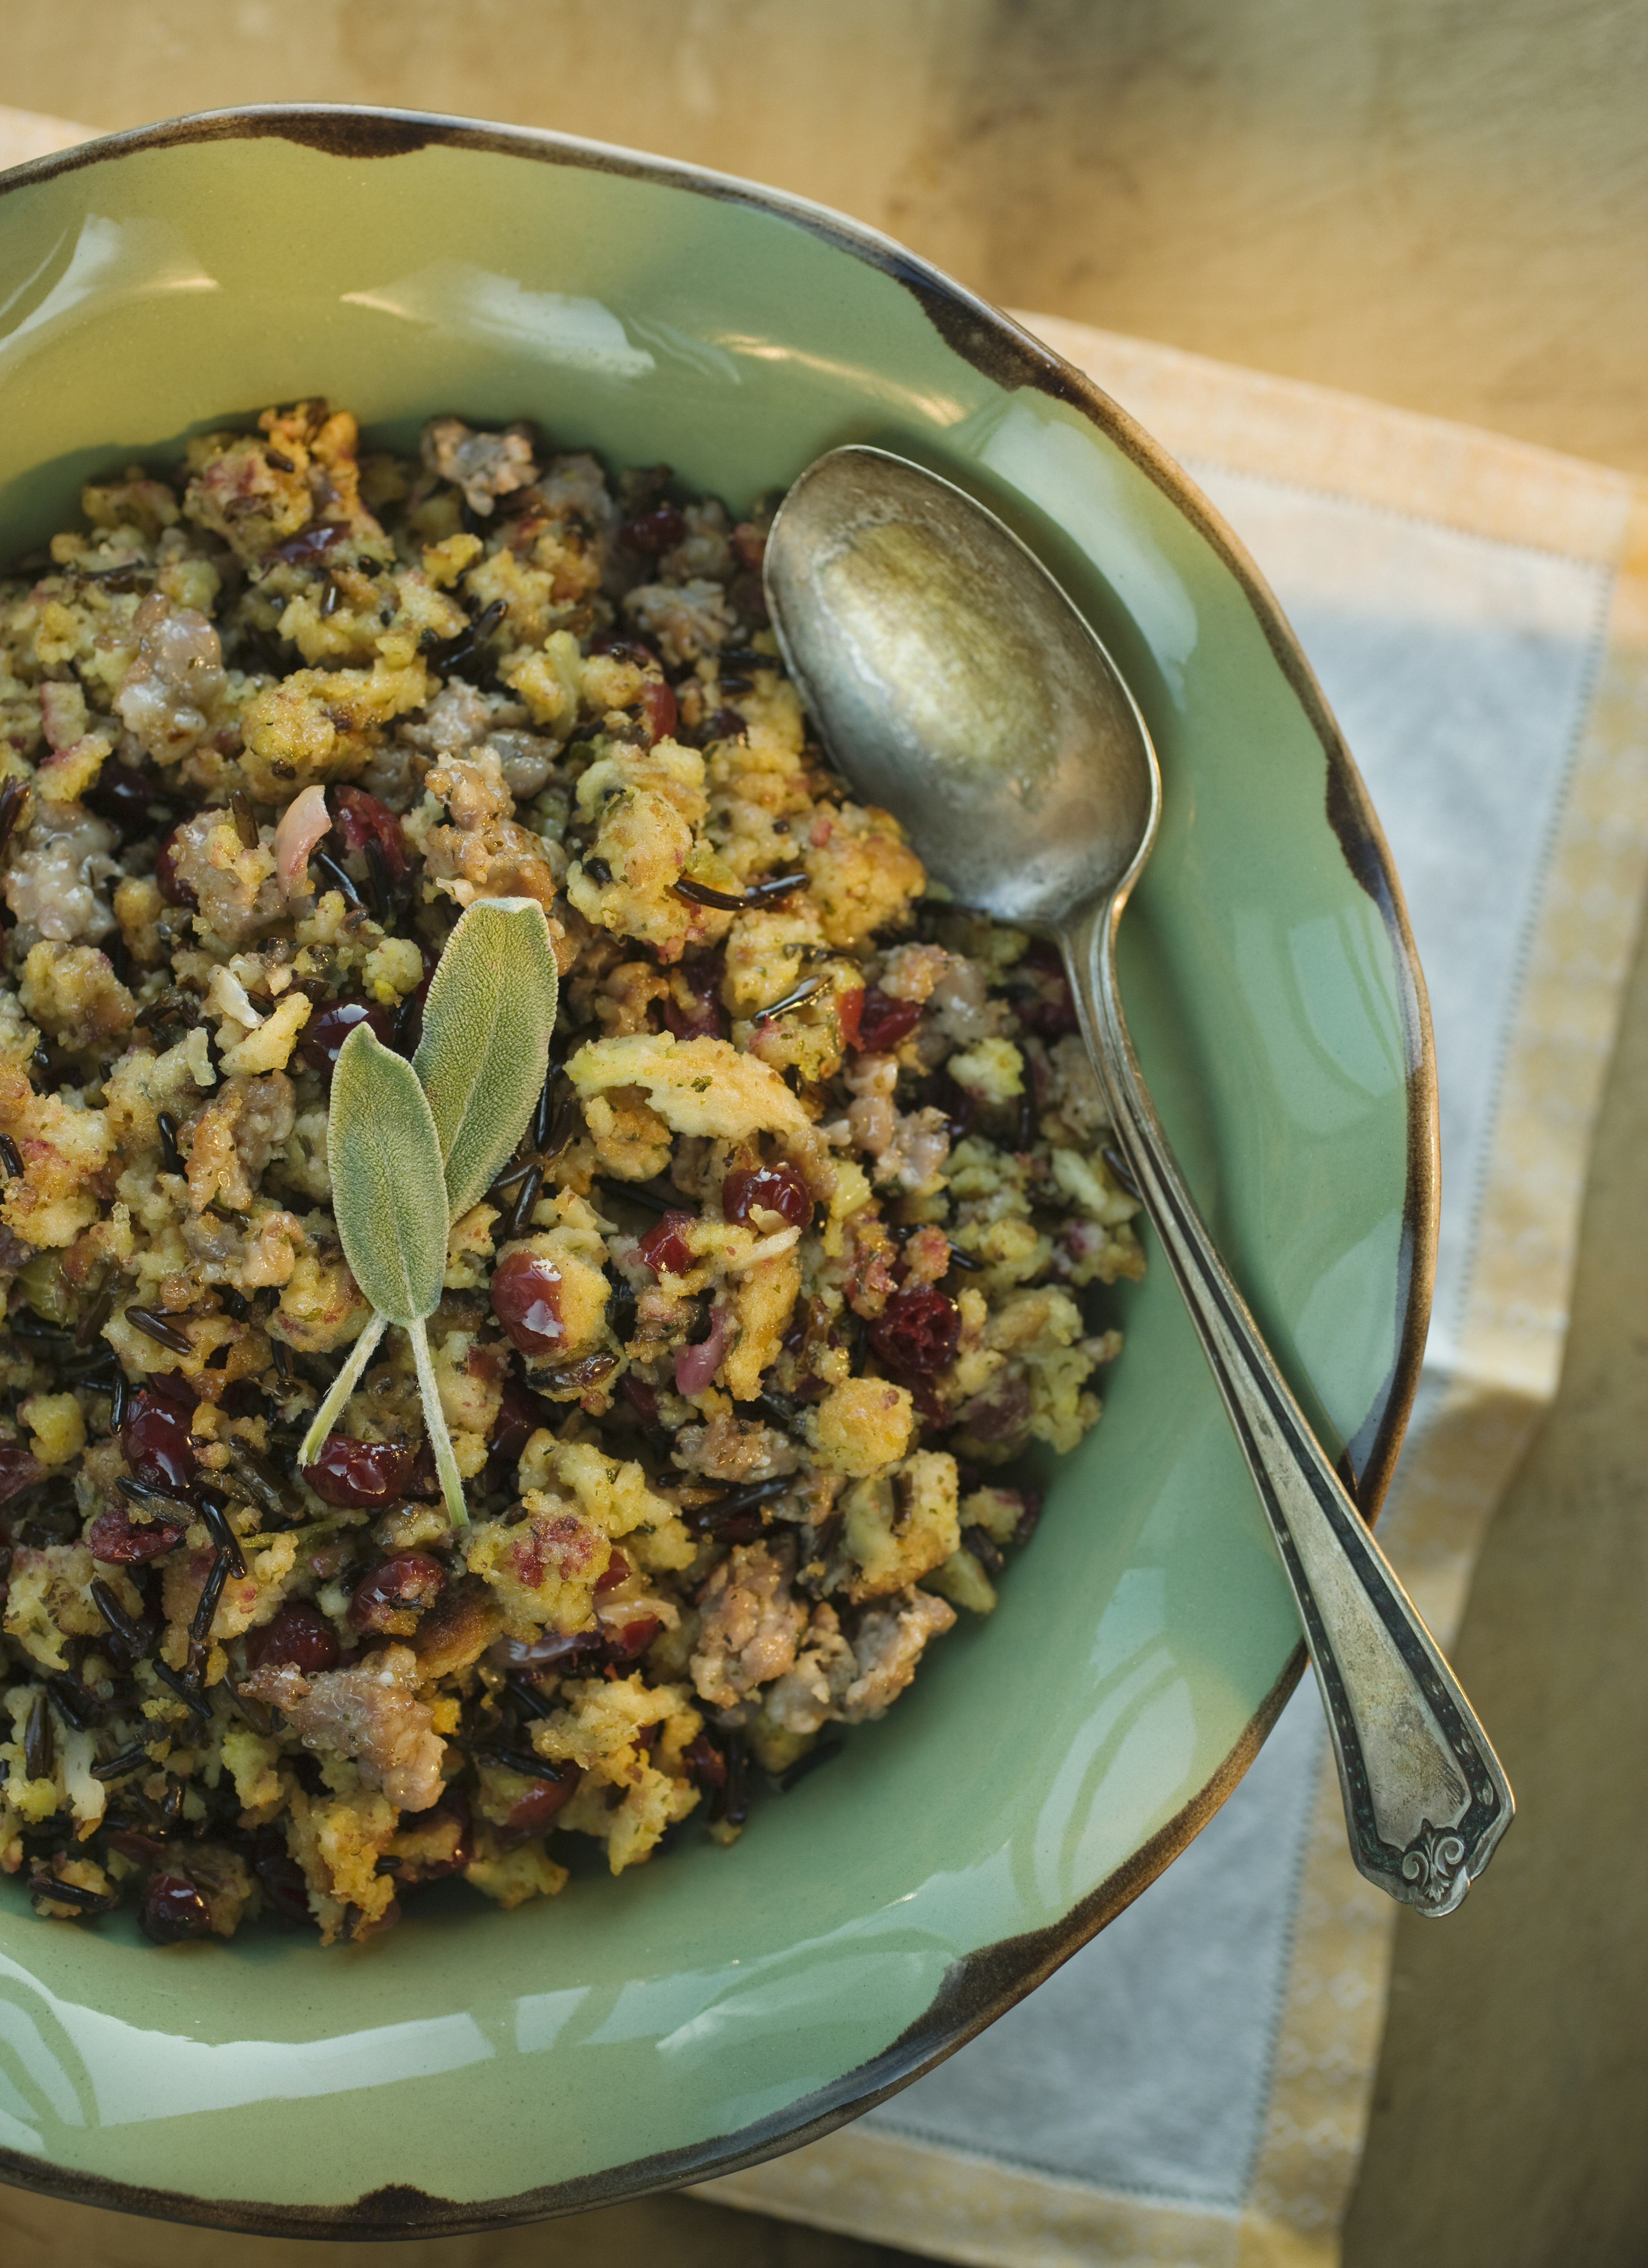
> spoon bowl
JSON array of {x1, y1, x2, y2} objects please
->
[
  {"x1": 765, "y1": 444, "x2": 1514, "y2": 1917},
  {"x1": 764, "y1": 446, "x2": 1157, "y2": 925}
]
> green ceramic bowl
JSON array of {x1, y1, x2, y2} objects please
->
[{"x1": 0, "y1": 107, "x2": 1435, "y2": 2236}]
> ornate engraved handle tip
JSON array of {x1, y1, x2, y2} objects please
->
[{"x1": 1061, "y1": 898, "x2": 1514, "y2": 1914}]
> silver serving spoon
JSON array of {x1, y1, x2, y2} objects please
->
[{"x1": 763, "y1": 444, "x2": 1512, "y2": 1914}]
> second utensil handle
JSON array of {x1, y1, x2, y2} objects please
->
[{"x1": 1063, "y1": 900, "x2": 1512, "y2": 1913}]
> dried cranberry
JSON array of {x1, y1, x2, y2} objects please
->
[
  {"x1": 721, "y1": 1162, "x2": 811, "y2": 1231},
  {"x1": 494, "y1": 1766, "x2": 579, "y2": 1847},
  {"x1": 928, "y1": 1072, "x2": 975, "y2": 1142},
  {"x1": 868, "y1": 1284, "x2": 962, "y2": 1379},
  {"x1": 836, "y1": 986, "x2": 864, "y2": 1051},
  {"x1": 269, "y1": 519, "x2": 351, "y2": 568},
  {"x1": 588, "y1": 630, "x2": 659, "y2": 668},
  {"x1": 490, "y1": 1250, "x2": 566, "y2": 1358},
  {"x1": 853, "y1": 988, "x2": 922, "y2": 1053},
  {"x1": 620, "y1": 501, "x2": 685, "y2": 555},
  {"x1": 637, "y1": 677, "x2": 677, "y2": 744},
  {"x1": 299, "y1": 996, "x2": 395, "y2": 1085},
  {"x1": 595, "y1": 1549, "x2": 630, "y2": 1596},
  {"x1": 332, "y1": 785, "x2": 410, "y2": 879},
  {"x1": 603, "y1": 1614, "x2": 661, "y2": 1663},
  {"x1": 106, "y1": 1828, "x2": 167, "y2": 1867},
  {"x1": 0, "y1": 1441, "x2": 43, "y2": 1505},
  {"x1": 18, "y1": 1494, "x2": 78, "y2": 1547},
  {"x1": 620, "y1": 1374, "x2": 659, "y2": 1423},
  {"x1": 707, "y1": 1728, "x2": 750, "y2": 1824},
  {"x1": 87, "y1": 1501, "x2": 186, "y2": 1564},
  {"x1": 727, "y1": 570, "x2": 768, "y2": 627},
  {"x1": 121, "y1": 1380, "x2": 198, "y2": 1494},
  {"x1": 245, "y1": 1602, "x2": 340, "y2": 1674},
  {"x1": 406, "y1": 1439, "x2": 442, "y2": 1500},
  {"x1": 152, "y1": 827, "x2": 197, "y2": 909},
  {"x1": 86, "y1": 758, "x2": 166, "y2": 835},
  {"x1": 957, "y1": 1372, "x2": 1032, "y2": 1444},
  {"x1": 683, "y1": 1731, "x2": 727, "y2": 1795},
  {"x1": 663, "y1": 952, "x2": 727, "y2": 1043},
  {"x1": 636, "y1": 1210, "x2": 695, "y2": 1279},
  {"x1": 347, "y1": 1551, "x2": 447, "y2": 1634},
  {"x1": 396, "y1": 1799, "x2": 473, "y2": 1883},
  {"x1": 730, "y1": 523, "x2": 766, "y2": 573},
  {"x1": 489, "y1": 1373, "x2": 548, "y2": 1466},
  {"x1": 249, "y1": 1832, "x2": 312, "y2": 1928},
  {"x1": 348, "y1": 1895, "x2": 402, "y2": 1939},
  {"x1": 301, "y1": 1433, "x2": 417, "y2": 1509},
  {"x1": 533, "y1": 1349, "x2": 620, "y2": 1398},
  {"x1": 139, "y1": 1872, "x2": 212, "y2": 1945},
  {"x1": 1014, "y1": 941, "x2": 1079, "y2": 1037},
  {"x1": 496, "y1": 1626, "x2": 608, "y2": 1678}
]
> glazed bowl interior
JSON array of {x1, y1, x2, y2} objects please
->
[{"x1": 0, "y1": 110, "x2": 1431, "y2": 2234}]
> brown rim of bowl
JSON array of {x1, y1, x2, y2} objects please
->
[{"x1": 0, "y1": 103, "x2": 1437, "y2": 2237}]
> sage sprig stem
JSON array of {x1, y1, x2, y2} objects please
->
[
  {"x1": 312, "y1": 897, "x2": 560, "y2": 1533},
  {"x1": 321, "y1": 1020, "x2": 465, "y2": 1525},
  {"x1": 410, "y1": 1315, "x2": 467, "y2": 1536},
  {"x1": 298, "y1": 1310, "x2": 387, "y2": 1470}
]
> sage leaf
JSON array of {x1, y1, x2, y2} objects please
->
[
  {"x1": 413, "y1": 896, "x2": 560, "y2": 1222},
  {"x1": 298, "y1": 1311, "x2": 387, "y2": 1470},
  {"x1": 327, "y1": 1023, "x2": 448, "y2": 1327}
]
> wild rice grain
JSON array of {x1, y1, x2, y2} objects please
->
[
  {"x1": 197, "y1": 1492, "x2": 247, "y2": 1577},
  {"x1": 364, "y1": 836, "x2": 393, "y2": 920},
  {"x1": 223, "y1": 1436, "x2": 300, "y2": 1526},
  {"x1": 1102, "y1": 1143, "x2": 1141, "y2": 1198},
  {"x1": 0, "y1": 776, "x2": 27, "y2": 856},
  {"x1": 152, "y1": 1662, "x2": 212, "y2": 1721},
  {"x1": 190, "y1": 1550, "x2": 230, "y2": 1642},
  {"x1": 752, "y1": 976, "x2": 826, "y2": 1025},
  {"x1": 91, "y1": 1744, "x2": 151, "y2": 1783},
  {"x1": 23, "y1": 1689, "x2": 53, "y2": 1780},
  {"x1": 311, "y1": 848, "x2": 362, "y2": 910},
  {"x1": 118, "y1": 1474, "x2": 194, "y2": 1521},
  {"x1": 126, "y1": 1307, "x2": 193, "y2": 1355},
  {"x1": 506, "y1": 1164, "x2": 543, "y2": 1239},
  {"x1": 672, "y1": 875, "x2": 745, "y2": 912},
  {"x1": 29, "y1": 1874, "x2": 112, "y2": 1911},
  {"x1": 46, "y1": 1674, "x2": 96, "y2": 1731},
  {"x1": 90, "y1": 1577, "x2": 141, "y2": 1651}
]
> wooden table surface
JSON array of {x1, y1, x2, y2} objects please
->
[{"x1": 1, "y1": 7, "x2": 1645, "y2": 2263}]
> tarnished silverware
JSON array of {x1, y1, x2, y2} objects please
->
[{"x1": 764, "y1": 445, "x2": 1512, "y2": 1913}]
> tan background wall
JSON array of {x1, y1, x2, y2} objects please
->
[{"x1": 0, "y1": 0, "x2": 1643, "y2": 470}]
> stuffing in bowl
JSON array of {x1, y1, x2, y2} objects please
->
[{"x1": 0, "y1": 397, "x2": 1142, "y2": 1945}]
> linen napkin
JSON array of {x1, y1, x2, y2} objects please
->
[{"x1": 703, "y1": 317, "x2": 1648, "y2": 2265}]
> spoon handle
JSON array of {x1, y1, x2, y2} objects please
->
[{"x1": 1063, "y1": 901, "x2": 1512, "y2": 1913}]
